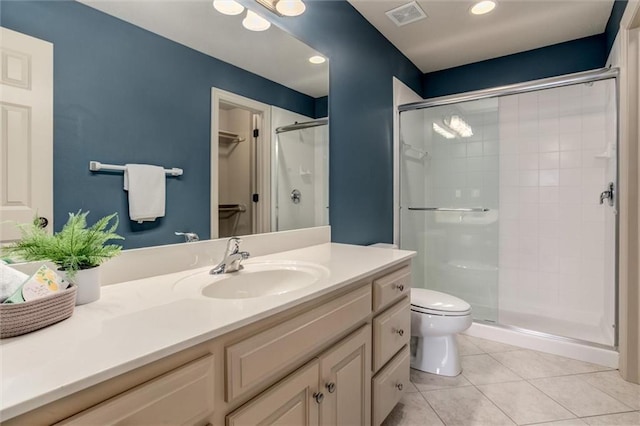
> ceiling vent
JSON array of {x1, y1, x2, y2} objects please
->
[{"x1": 385, "y1": 1, "x2": 427, "y2": 27}]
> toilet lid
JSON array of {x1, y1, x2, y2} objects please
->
[{"x1": 411, "y1": 288, "x2": 471, "y2": 313}]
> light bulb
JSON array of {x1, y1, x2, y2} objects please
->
[
  {"x1": 242, "y1": 10, "x2": 271, "y2": 31},
  {"x1": 212, "y1": 0, "x2": 244, "y2": 15},
  {"x1": 470, "y1": 0, "x2": 496, "y2": 15},
  {"x1": 276, "y1": 0, "x2": 306, "y2": 17},
  {"x1": 308, "y1": 55, "x2": 326, "y2": 64}
]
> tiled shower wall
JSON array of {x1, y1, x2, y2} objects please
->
[{"x1": 497, "y1": 80, "x2": 616, "y2": 343}]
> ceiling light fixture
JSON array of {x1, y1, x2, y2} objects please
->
[
  {"x1": 432, "y1": 123, "x2": 456, "y2": 139},
  {"x1": 242, "y1": 10, "x2": 271, "y2": 31},
  {"x1": 470, "y1": 0, "x2": 496, "y2": 15},
  {"x1": 275, "y1": 0, "x2": 306, "y2": 17},
  {"x1": 445, "y1": 115, "x2": 473, "y2": 137},
  {"x1": 255, "y1": 0, "x2": 306, "y2": 17},
  {"x1": 212, "y1": 0, "x2": 244, "y2": 15},
  {"x1": 308, "y1": 55, "x2": 326, "y2": 64}
]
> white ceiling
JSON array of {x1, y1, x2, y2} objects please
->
[
  {"x1": 79, "y1": 1, "x2": 329, "y2": 98},
  {"x1": 348, "y1": 0, "x2": 614, "y2": 73}
]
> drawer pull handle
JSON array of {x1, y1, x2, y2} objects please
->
[
  {"x1": 396, "y1": 383, "x2": 404, "y2": 391},
  {"x1": 396, "y1": 284, "x2": 405, "y2": 292},
  {"x1": 394, "y1": 328, "x2": 405, "y2": 337},
  {"x1": 326, "y1": 382, "x2": 336, "y2": 393},
  {"x1": 314, "y1": 392, "x2": 325, "y2": 404}
]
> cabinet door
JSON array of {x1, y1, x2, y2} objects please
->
[
  {"x1": 318, "y1": 325, "x2": 371, "y2": 426},
  {"x1": 227, "y1": 360, "x2": 320, "y2": 426}
]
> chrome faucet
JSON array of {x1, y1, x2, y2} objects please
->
[
  {"x1": 175, "y1": 231, "x2": 199, "y2": 243},
  {"x1": 210, "y1": 237, "x2": 250, "y2": 275}
]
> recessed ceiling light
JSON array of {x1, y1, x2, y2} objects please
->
[
  {"x1": 470, "y1": 0, "x2": 496, "y2": 15},
  {"x1": 276, "y1": 0, "x2": 306, "y2": 17},
  {"x1": 212, "y1": 0, "x2": 244, "y2": 15},
  {"x1": 242, "y1": 10, "x2": 271, "y2": 31},
  {"x1": 309, "y1": 55, "x2": 326, "y2": 64}
]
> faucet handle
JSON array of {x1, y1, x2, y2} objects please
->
[{"x1": 226, "y1": 237, "x2": 242, "y2": 254}]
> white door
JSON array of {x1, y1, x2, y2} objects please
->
[{"x1": 0, "y1": 27, "x2": 53, "y2": 243}]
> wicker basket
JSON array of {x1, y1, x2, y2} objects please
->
[{"x1": 0, "y1": 285, "x2": 77, "y2": 338}]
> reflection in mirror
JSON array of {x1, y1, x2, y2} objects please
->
[
  {"x1": 273, "y1": 117, "x2": 329, "y2": 232},
  {"x1": 0, "y1": 0, "x2": 328, "y2": 250}
]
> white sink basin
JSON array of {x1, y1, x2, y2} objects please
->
[{"x1": 173, "y1": 261, "x2": 329, "y2": 299}]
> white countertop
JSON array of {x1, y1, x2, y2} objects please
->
[{"x1": 0, "y1": 243, "x2": 414, "y2": 421}]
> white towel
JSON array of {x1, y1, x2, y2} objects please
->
[
  {"x1": 0, "y1": 261, "x2": 28, "y2": 303},
  {"x1": 123, "y1": 164, "x2": 166, "y2": 223}
]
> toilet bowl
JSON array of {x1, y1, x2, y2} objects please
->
[{"x1": 410, "y1": 288, "x2": 472, "y2": 376}]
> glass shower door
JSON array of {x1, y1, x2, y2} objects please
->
[
  {"x1": 274, "y1": 120, "x2": 329, "y2": 231},
  {"x1": 400, "y1": 99, "x2": 500, "y2": 323}
]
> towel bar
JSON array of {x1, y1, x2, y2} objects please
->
[{"x1": 89, "y1": 161, "x2": 183, "y2": 176}]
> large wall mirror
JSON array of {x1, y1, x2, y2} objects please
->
[{"x1": 0, "y1": 0, "x2": 329, "y2": 249}]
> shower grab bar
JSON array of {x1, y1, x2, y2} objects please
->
[{"x1": 408, "y1": 207, "x2": 490, "y2": 212}]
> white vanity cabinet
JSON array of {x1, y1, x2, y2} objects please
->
[
  {"x1": 371, "y1": 265, "x2": 412, "y2": 425},
  {"x1": 6, "y1": 261, "x2": 411, "y2": 426},
  {"x1": 56, "y1": 355, "x2": 216, "y2": 426},
  {"x1": 227, "y1": 324, "x2": 371, "y2": 426}
]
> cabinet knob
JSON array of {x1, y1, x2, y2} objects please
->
[
  {"x1": 396, "y1": 284, "x2": 404, "y2": 292},
  {"x1": 325, "y1": 382, "x2": 336, "y2": 393},
  {"x1": 394, "y1": 328, "x2": 404, "y2": 337},
  {"x1": 314, "y1": 392, "x2": 324, "y2": 404},
  {"x1": 396, "y1": 383, "x2": 404, "y2": 391}
]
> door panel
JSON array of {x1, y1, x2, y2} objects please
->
[{"x1": 0, "y1": 27, "x2": 53, "y2": 243}]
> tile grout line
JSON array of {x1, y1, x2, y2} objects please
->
[
  {"x1": 473, "y1": 382, "x2": 521, "y2": 425},
  {"x1": 527, "y1": 372, "x2": 637, "y2": 413},
  {"x1": 412, "y1": 389, "x2": 448, "y2": 426}
]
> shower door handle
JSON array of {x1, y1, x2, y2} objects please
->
[{"x1": 599, "y1": 182, "x2": 615, "y2": 207}]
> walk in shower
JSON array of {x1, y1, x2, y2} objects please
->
[
  {"x1": 399, "y1": 69, "x2": 618, "y2": 351},
  {"x1": 273, "y1": 118, "x2": 329, "y2": 231}
]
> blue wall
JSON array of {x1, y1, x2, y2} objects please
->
[
  {"x1": 1, "y1": 1, "x2": 340, "y2": 249},
  {"x1": 423, "y1": 35, "x2": 606, "y2": 99},
  {"x1": 423, "y1": 0, "x2": 629, "y2": 99},
  {"x1": 606, "y1": 0, "x2": 629, "y2": 55},
  {"x1": 2, "y1": 0, "x2": 424, "y2": 248},
  {"x1": 265, "y1": 1, "x2": 424, "y2": 245}
]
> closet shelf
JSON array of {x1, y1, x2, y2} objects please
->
[{"x1": 219, "y1": 130, "x2": 245, "y2": 143}]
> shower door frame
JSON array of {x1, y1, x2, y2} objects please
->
[{"x1": 396, "y1": 67, "x2": 620, "y2": 350}]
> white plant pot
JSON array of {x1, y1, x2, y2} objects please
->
[{"x1": 61, "y1": 267, "x2": 101, "y2": 305}]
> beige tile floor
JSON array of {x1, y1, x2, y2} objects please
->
[{"x1": 382, "y1": 335, "x2": 640, "y2": 426}]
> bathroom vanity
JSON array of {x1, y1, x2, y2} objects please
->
[{"x1": 0, "y1": 239, "x2": 413, "y2": 425}]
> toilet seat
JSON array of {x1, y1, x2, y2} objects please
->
[{"x1": 411, "y1": 288, "x2": 471, "y2": 317}]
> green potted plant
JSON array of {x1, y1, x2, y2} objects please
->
[{"x1": 3, "y1": 210, "x2": 124, "y2": 305}]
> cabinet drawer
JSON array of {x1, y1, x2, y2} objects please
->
[
  {"x1": 57, "y1": 355, "x2": 215, "y2": 426},
  {"x1": 372, "y1": 266, "x2": 410, "y2": 312},
  {"x1": 372, "y1": 345, "x2": 410, "y2": 426},
  {"x1": 373, "y1": 297, "x2": 410, "y2": 372},
  {"x1": 226, "y1": 284, "x2": 372, "y2": 402}
]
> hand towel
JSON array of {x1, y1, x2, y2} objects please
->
[
  {"x1": 123, "y1": 164, "x2": 166, "y2": 223},
  {"x1": 0, "y1": 260, "x2": 28, "y2": 303}
]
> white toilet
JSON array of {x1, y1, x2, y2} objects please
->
[{"x1": 410, "y1": 288, "x2": 472, "y2": 376}]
